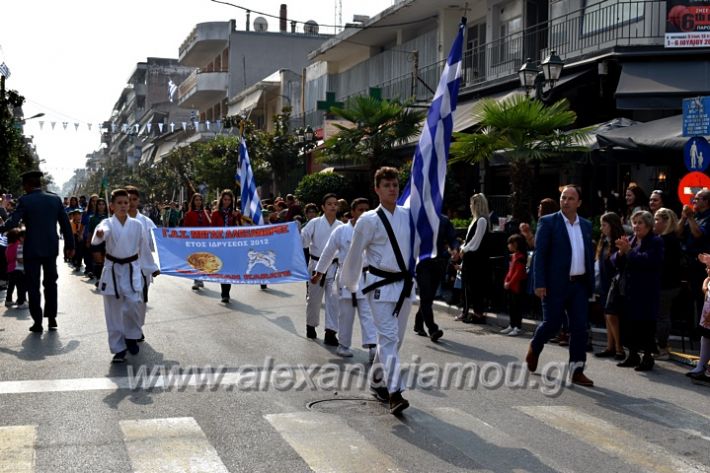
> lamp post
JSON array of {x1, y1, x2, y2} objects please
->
[
  {"x1": 296, "y1": 125, "x2": 316, "y2": 174},
  {"x1": 519, "y1": 51, "x2": 565, "y2": 101}
]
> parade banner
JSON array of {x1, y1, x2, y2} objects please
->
[
  {"x1": 152, "y1": 222, "x2": 308, "y2": 284},
  {"x1": 666, "y1": 0, "x2": 710, "y2": 47}
]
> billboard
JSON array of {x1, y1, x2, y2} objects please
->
[{"x1": 666, "y1": 0, "x2": 710, "y2": 47}]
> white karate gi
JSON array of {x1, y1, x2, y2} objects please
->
[
  {"x1": 301, "y1": 215, "x2": 343, "y2": 331},
  {"x1": 316, "y1": 222, "x2": 377, "y2": 349},
  {"x1": 132, "y1": 212, "x2": 157, "y2": 327},
  {"x1": 92, "y1": 216, "x2": 158, "y2": 354},
  {"x1": 341, "y1": 205, "x2": 414, "y2": 393}
]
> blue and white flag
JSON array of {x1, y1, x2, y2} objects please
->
[
  {"x1": 0, "y1": 62, "x2": 10, "y2": 78},
  {"x1": 236, "y1": 137, "x2": 264, "y2": 225},
  {"x1": 399, "y1": 20, "x2": 464, "y2": 264},
  {"x1": 168, "y1": 79, "x2": 177, "y2": 102}
]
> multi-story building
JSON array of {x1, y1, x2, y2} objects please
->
[{"x1": 105, "y1": 58, "x2": 194, "y2": 166}]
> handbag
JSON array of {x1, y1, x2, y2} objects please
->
[{"x1": 606, "y1": 271, "x2": 627, "y2": 308}]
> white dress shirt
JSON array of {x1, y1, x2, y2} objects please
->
[{"x1": 563, "y1": 214, "x2": 586, "y2": 277}]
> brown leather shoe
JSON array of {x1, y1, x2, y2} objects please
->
[
  {"x1": 525, "y1": 345, "x2": 538, "y2": 372},
  {"x1": 571, "y1": 372, "x2": 594, "y2": 387}
]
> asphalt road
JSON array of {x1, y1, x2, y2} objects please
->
[{"x1": 0, "y1": 260, "x2": 708, "y2": 473}]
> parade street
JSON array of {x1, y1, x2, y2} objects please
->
[{"x1": 0, "y1": 261, "x2": 707, "y2": 473}]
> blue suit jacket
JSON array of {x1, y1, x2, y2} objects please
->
[
  {"x1": 0, "y1": 189, "x2": 74, "y2": 258},
  {"x1": 533, "y1": 211, "x2": 595, "y2": 297}
]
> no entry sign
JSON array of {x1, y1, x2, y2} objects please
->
[{"x1": 678, "y1": 171, "x2": 710, "y2": 206}]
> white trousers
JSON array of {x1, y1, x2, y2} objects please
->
[
  {"x1": 337, "y1": 295, "x2": 377, "y2": 349},
  {"x1": 369, "y1": 296, "x2": 411, "y2": 393},
  {"x1": 103, "y1": 292, "x2": 144, "y2": 354},
  {"x1": 306, "y1": 268, "x2": 339, "y2": 331}
]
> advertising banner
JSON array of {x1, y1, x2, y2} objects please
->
[
  {"x1": 666, "y1": 0, "x2": 710, "y2": 47},
  {"x1": 153, "y1": 222, "x2": 308, "y2": 285}
]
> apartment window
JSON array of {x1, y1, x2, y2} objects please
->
[
  {"x1": 497, "y1": 1, "x2": 523, "y2": 64},
  {"x1": 581, "y1": 0, "x2": 644, "y2": 36},
  {"x1": 215, "y1": 54, "x2": 222, "y2": 72}
]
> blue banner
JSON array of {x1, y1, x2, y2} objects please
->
[{"x1": 152, "y1": 222, "x2": 308, "y2": 284}]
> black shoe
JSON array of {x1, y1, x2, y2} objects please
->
[
  {"x1": 389, "y1": 391, "x2": 410, "y2": 415},
  {"x1": 370, "y1": 385, "x2": 390, "y2": 402},
  {"x1": 614, "y1": 351, "x2": 626, "y2": 360},
  {"x1": 306, "y1": 325, "x2": 317, "y2": 339},
  {"x1": 617, "y1": 353, "x2": 641, "y2": 368},
  {"x1": 430, "y1": 329, "x2": 444, "y2": 342},
  {"x1": 48, "y1": 318, "x2": 57, "y2": 331},
  {"x1": 414, "y1": 328, "x2": 428, "y2": 337},
  {"x1": 690, "y1": 372, "x2": 710, "y2": 384},
  {"x1": 221, "y1": 296, "x2": 229, "y2": 303},
  {"x1": 260, "y1": 284, "x2": 268, "y2": 290},
  {"x1": 137, "y1": 333, "x2": 145, "y2": 342},
  {"x1": 28, "y1": 324, "x2": 43, "y2": 333},
  {"x1": 126, "y1": 339, "x2": 140, "y2": 355},
  {"x1": 324, "y1": 329, "x2": 339, "y2": 346},
  {"x1": 111, "y1": 350, "x2": 127, "y2": 363},
  {"x1": 463, "y1": 314, "x2": 487, "y2": 324},
  {"x1": 594, "y1": 349, "x2": 615, "y2": 358},
  {"x1": 635, "y1": 355, "x2": 654, "y2": 371}
]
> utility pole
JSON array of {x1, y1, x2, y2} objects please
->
[{"x1": 411, "y1": 50, "x2": 419, "y2": 100}]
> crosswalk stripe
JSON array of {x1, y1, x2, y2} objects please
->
[
  {"x1": 517, "y1": 406, "x2": 708, "y2": 473},
  {"x1": 622, "y1": 403, "x2": 710, "y2": 443},
  {"x1": 0, "y1": 425, "x2": 36, "y2": 473},
  {"x1": 119, "y1": 417, "x2": 229, "y2": 473},
  {"x1": 414, "y1": 407, "x2": 570, "y2": 473},
  {"x1": 264, "y1": 412, "x2": 403, "y2": 473}
]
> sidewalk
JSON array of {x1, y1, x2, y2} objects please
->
[{"x1": 428, "y1": 299, "x2": 701, "y2": 368}]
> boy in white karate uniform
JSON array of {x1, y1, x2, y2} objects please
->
[
  {"x1": 301, "y1": 193, "x2": 342, "y2": 345},
  {"x1": 92, "y1": 189, "x2": 159, "y2": 363},
  {"x1": 311, "y1": 197, "x2": 377, "y2": 360},
  {"x1": 126, "y1": 185, "x2": 157, "y2": 340},
  {"x1": 341, "y1": 167, "x2": 414, "y2": 415}
]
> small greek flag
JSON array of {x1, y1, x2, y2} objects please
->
[
  {"x1": 236, "y1": 137, "x2": 263, "y2": 225},
  {"x1": 399, "y1": 19, "x2": 465, "y2": 264},
  {"x1": 0, "y1": 62, "x2": 10, "y2": 78}
]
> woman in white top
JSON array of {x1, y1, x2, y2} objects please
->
[{"x1": 456, "y1": 193, "x2": 491, "y2": 324}]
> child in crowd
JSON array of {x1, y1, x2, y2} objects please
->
[
  {"x1": 69, "y1": 209, "x2": 84, "y2": 271},
  {"x1": 92, "y1": 189, "x2": 159, "y2": 363},
  {"x1": 500, "y1": 234, "x2": 528, "y2": 337},
  {"x1": 688, "y1": 254, "x2": 710, "y2": 384},
  {"x1": 4, "y1": 228, "x2": 26, "y2": 308}
]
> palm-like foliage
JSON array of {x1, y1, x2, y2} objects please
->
[
  {"x1": 450, "y1": 95, "x2": 590, "y2": 221},
  {"x1": 322, "y1": 96, "x2": 425, "y2": 177}
]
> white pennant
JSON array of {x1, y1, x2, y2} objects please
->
[
  {"x1": 170, "y1": 122, "x2": 175, "y2": 132},
  {"x1": 158, "y1": 123, "x2": 164, "y2": 133},
  {"x1": 134, "y1": 124, "x2": 139, "y2": 133},
  {"x1": 62, "y1": 122, "x2": 68, "y2": 130},
  {"x1": 112, "y1": 124, "x2": 118, "y2": 133},
  {"x1": 51, "y1": 122, "x2": 56, "y2": 130},
  {"x1": 39, "y1": 121, "x2": 44, "y2": 130},
  {"x1": 216, "y1": 119, "x2": 222, "y2": 131},
  {"x1": 206, "y1": 120, "x2": 211, "y2": 130},
  {"x1": 122, "y1": 124, "x2": 128, "y2": 133},
  {"x1": 74, "y1": 123, "x2": 79, "y2": 131},
  {"x1": 181, "y1": 122, "x2": 187, "y2": 130},
  {"x1": 147, "y1": 123, "x2": 152, "y2": 133},
  {"x1": 87, "y1": 123, "x2": 92, "y2": 131},
  {"x1": 193, "y1": 120, "x2": 199, "y2": 131}
]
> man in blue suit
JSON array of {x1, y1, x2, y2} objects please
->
[
  {"x1": 0, "y1": 171, "x2": 74, "y2": 332},
  {"x1": 526, "y1": 185, "x2": 595, "y2": 387}
]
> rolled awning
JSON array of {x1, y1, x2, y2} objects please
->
[
  {"x1": 230, "y1": 89, "x2": 264, "y2": 116},
  {"x1": 596, "y1": 114, "x2": 685, "y2": 151},
  {"x1": 616, "y1": 61, "x2": 710, "y2": 110}
]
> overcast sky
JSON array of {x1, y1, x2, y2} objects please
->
[{"x1": 2, "y1": 0, "x2": 392, "y2": 187}]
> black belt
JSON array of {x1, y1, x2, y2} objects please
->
[
  {"x1": 105, "y1": 253, "x2": 138, "y2": 299},
  {"x1": 362, "y1": 266, "x2": 413, "y2": 317},
  {"x1": 570, "y1": 274, "x2": 586, "y2": 283},
  {"x1": 351, "y1": 267, "x2": 370, "y2": 307},
  {"x1": 310, "y1": 255, "x2": 339, "y2": 287}
]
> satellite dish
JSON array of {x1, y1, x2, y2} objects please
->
[
  {"x1": 254, "y1": 16, "x2": 268, "y2": 32},
  {"x1": 304, "y1": 20, "x2": 319, "y2": 35}
]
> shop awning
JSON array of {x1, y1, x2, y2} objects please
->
[
  {"x1": 616, "y1": 61, "x2": 710, "y2": 110},
  {"x1": 596, "y1": 114, "x2": 685, "y2": 151},
  {"x1": 154, "y1": 141, "x2": 178, "y2": 164},
  {"x1": 230, "y1": 89, "x2": 264, "y2": 116}
]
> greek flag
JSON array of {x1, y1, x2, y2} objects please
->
[
  {"x1": 0, "y1": 62, "x2": 10, "y2": 78},
  {"x1": 168, "y1": 79, "x2": 177, "y2": 102},
  {"x1": 236, "y1": 137, "x2": 263, "y2": 225},
  {"x1": 399, "y1": 19, "x2": 465, "y2": 264}
]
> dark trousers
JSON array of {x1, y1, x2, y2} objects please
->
[
  {"x1": 6, "y1": 270, "x2": 26, "y2": 303},
  {"x1": 507, "y1": 291, "x2": 524, "y2": 328},
  {"x1": 221, "y1": 284, "x2": 231, "y2": 298},
  {"x1": 621, "y1": 318, "x2": 657, "y2": 355},
  {"x1": 414, "y1": 258, "x2": 447, "y2": 333},
  {"x1": 530, "y1": 280, "x2": 589, "y2": 368},
  {"x1": 24, "y1": 257, "x2": 59, "y2": 324},
  {"x1": 461, "y1": 254, "x2": 489, "y2": 315}
]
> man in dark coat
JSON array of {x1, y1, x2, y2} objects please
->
[{"x1": 0, "y1": 171, "x2": 74, "y2": 332}]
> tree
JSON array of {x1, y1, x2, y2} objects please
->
[
  {"x1": 0, "y1": 81, "x2": 36, "y2": 195},
  {"x1": 322, "y1": 96, "x2": 425, "y2": 181},
  {"x1": 450, "y1": 95, "x2": 589, "y2": 222},
  {"x1": 294, "y1": 172, "x2": 350, "y2": 206}
]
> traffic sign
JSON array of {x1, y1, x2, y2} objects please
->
[
  {"x1": 684, "y1": 136, "x2": 710, "y2": 172},
  {"x1": 677, "y1": 171, "x2": 710, "y2": 206},
  {"x1": 682, "y1": 96, "x2": 710, "y2": 137}
]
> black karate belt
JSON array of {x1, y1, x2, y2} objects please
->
[
  {"x1": 363, "y1": 267, "x2": 413, "y2": 317},
  {"x1": 352, "y1": 266, "x2": 369, "y2": 307},
  {"x1": 142, "y1": 274, "x2": 148, "y2": 303},
  {"x1": 310, "y1": 254, "x2": 338, "y2": 287},
  {"x1": 105, "y1": 253, "x2": 139, "y2": 300}
]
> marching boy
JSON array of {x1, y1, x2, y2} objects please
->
[
  {"x1": 341, "y1": 167, "x2": 414, "y2": 415},
  {"x1": 92, "y1": 189, "x2": 159, "y2": 363}
]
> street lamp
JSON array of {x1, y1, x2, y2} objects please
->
[{"x1": 519, "y1": 51, "x2": 565, "y2": 100}]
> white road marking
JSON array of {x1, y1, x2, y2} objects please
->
[
  {"x1": 622, "y1": 403, "x2": 710, "y2": 444},
  {"x1": 265, "y1": 411, "x2": 404, "y2": 472},
  {"x1": 0, "y1": 425, "x2": 36, "y2": 473},
  {"x1": 119, "y1": 417, "x2": 229, "y2": 473}
]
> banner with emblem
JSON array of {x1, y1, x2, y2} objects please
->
[{"x1": 152, "y1": 222, "x2": 308, "y2": 284}]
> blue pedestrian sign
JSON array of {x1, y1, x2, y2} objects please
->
[
  {"x1": 683, "y1": 97, "x2": 710, "y2": 137},
  {"x1": 684, "y1": 136, "x2": 710, "y2": 172}
]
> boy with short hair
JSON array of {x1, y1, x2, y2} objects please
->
[{"x1": 92, "y1": 189, "x2": 159, "y2": 363}]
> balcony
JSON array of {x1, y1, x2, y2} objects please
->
[
  {"x1": 179, "y1": 22, "x2": 232, "y2": 67},
  {"x1": 177, "y1": 69, "x2": 229, "y2": 110}
]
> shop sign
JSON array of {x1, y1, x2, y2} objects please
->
[{"x1": 666, "y1": 0, "x2": 710, "y2": 47}]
